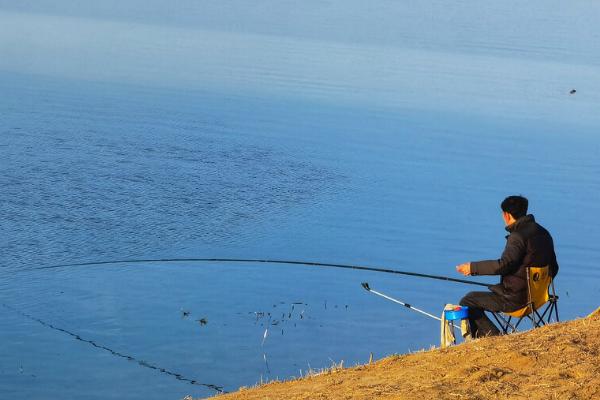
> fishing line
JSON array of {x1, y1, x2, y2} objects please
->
[
  {"x1": 29, "y1": 257, "x2": 491, "y2": 287},
  {"x1": 10, "y1": 257, "x2": 485, "y2": 389},
  {"x1": 1, "y1": 303, "x2": 226, "y2": 393}
]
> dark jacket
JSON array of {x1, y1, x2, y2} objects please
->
[{"x1": 470, "y1": 214, "x2": 559, "y2": 302}]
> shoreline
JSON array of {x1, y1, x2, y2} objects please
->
[{"x1": 206, "y1": 307, "x2": 600, "y2": 399}]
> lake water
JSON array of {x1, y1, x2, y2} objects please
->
[{"x1": 1, "y1": 2, "x2": 600, "y2": 399}]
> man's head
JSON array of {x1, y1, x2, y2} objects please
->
[{"x1": 500, "y1": 195, "x2": 528, "y2": 226}]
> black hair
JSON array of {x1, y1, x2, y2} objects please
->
[{"x1": 501, "y1": 195, "x2": 528, "y2": 219}]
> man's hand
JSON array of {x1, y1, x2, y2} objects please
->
[{"x1": 456, "y1": 262, "x2": 472, "y2": 276}]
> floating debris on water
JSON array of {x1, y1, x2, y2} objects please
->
[
  {"x1": 252, "y1": 311, "x2": 265, "y2": 321},
  {"x1": 242, "y1": 302, "x2": 316, "y2": 336},
  {"x1": 197, "y1": 318, "x2": 208, "y2": 326},
  {"x1": 180, "y1": 309, "x2": 190, "y2": 318}
]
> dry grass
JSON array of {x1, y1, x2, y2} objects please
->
[{"x1": 206, "y1": 307, "x2": 600, "y2": 400}]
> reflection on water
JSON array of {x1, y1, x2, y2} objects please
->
[{"x1": 2, "y1": 1, "x2": 600, "y2": 399}]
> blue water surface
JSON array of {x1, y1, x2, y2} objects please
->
[{"x1": 1, "y1": 1, "x2": 600, "y2": 399}]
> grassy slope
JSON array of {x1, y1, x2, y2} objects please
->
[{"x1": 208, "y1": 308, "x2": 600, "y2": 400}]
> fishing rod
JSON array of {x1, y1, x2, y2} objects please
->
[
  {"x1": 361, "y1": 282, "x2": 444, "y2": 322},
  {"x1": 31, "y1": 258, "x2": 491, "y2": 287}
]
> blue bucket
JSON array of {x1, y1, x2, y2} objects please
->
[{"x1": 444, "y1": 306, "x2": 469, "y2": 321}]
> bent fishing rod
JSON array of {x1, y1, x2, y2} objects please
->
[{"x1": 30, "y1": 257, "x2": 490, "y2": 287}]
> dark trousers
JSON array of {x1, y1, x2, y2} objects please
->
[{"x1": 459, "y1": 291, "x2": 522, "y2": 338}]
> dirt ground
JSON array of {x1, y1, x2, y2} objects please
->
[{"x1": 207, "y1": 307, "x2": 600, "y2": 400}]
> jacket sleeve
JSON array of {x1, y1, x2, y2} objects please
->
[{"x1": 470, "y1": 233, "x2": 526, "y2": 276}]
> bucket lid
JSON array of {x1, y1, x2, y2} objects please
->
[{"x1": 444, "y1": 306, "x2": 469, "y2": 320}]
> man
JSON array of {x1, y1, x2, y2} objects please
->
[{"x1": 456, "y1": 195, "x2": 559, "y2": 337}]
